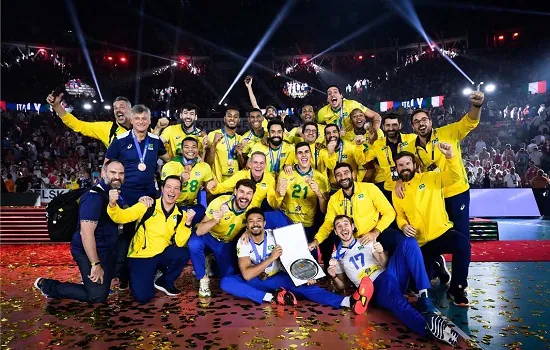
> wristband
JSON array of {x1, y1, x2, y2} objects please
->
[
  {"x1": 185, "y1": 223, "x2": 192, "y2": 228},
  {"x1": 91, "y1": 261, "x2": 101, "y2": 267},
  {"x1": 472, "y1": 103, "x2": 483, "y2": 108}
]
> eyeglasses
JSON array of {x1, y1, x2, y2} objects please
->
[
  {"x1": 412, "y1": 117, "x2": 430, "y2": 126},
  {"x1": 304, "y1": 129, "x2": 317, "y2": 133}
]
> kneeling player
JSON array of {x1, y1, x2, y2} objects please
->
[
  {"x1": 221, "y1": 208, "x2": 361, "y2": 311},
  {"x1": 329, "y1": 215, "x2": 459, "y2": 347}
]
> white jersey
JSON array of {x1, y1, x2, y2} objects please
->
[
  {"x1": 331, "y1": 240, "x2": 385, "y2": 287},
  {"x1": 236, "y1": 229, "x2": 281, "y2": 277}
]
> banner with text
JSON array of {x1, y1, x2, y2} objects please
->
[
  {"x1": 32, "y1": 189, "x2": 69, "y2": 204},
  {"x1": 378, "y1": 95, "x2": 445, "y2": 112}
]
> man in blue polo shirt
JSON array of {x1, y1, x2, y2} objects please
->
[
  {"x1": 105, "y1": 104, "x2": 170, "y2": 206},
  {"x1": 34, "y1": 160, "x2": 125, "y2": 303}
]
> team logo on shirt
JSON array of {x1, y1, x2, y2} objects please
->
[
  {"x1": 358, "y1": 245, "x2": 365, "y2": 250},
  {"x1": 236, "y1": 247, "x2": 241, "y2": 255},
  {"x1": 342, "y1": 155, "x2": 348, "y2": 159},
  {"x1": 228, "y1": 168, "x2": 234, "y2": 174},
  {"x1": 295, "y1": 205, "x2": 302, "y2": 212},
  {"x1": 261, "y1": 183, "x2": 267, "y2": 188},
  {"x1": 176, "y1": 136, "x2": 181, "y2": 140},
  {"x1": 195, "y1": 172, "x2": 201, "y2": 177},
  {"x1": 419, "y1": 184, "x2": 426, "y2": 190},
  {"x1": 268, "y1": 245, "x2": 274, "y2": 250},
  {"x1": 281, "y1": 153, "x2": 286, "y2": 158},
  {"x1": 173, "y1": 215, "x2": 178, "y2": 220},
  {"x1": 148, "y1": 144, "x2": 154, "y2": 150},
  {"x1": 127, "y1": 144, "x2": 133, "y2": 149},
  {"x1": 358, "y1": 194, "x2": 364, "y2": 199},
  {"x1": 401, "y1": 142, "x2": 409, "y2": 147}
]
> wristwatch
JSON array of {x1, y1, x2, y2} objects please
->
[{"x1": 91, "y1": 261, "x2": 101, "y2": 267}]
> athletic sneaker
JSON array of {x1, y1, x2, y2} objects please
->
[
  {"x1": 154, "y1": 280, "x2": 181, "y2": 296},
  {"x1": 272, "y1": 288, "x2": 297, "y2": 306},
  {"x1": 425, "y1": 313, "x2": 459, "y2": 347},
  {"x1": 351, "y1": 276, "x2": 374, "y2": 315},
  {"x1": 434, "y1": 255, "x2": 451, "y2": 285},
  {"x1": 33, "y1": 277, "x2": 50, "y2": 298},
  {"x1": 448, "y1": 287, "x2": 469, "y2": 307},
  {"x1": 198, "y1": 278, "x2": 211, "y2": 297},
  {"x1": 416, "y1": 295, "x2": 437, "y2": 315}
]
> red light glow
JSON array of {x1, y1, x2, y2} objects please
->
[{"x1": 498, "y1": 35, "x2": 505, "y2": 40}]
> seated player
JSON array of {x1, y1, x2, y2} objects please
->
[
  {"x1": 221, "y1": 208, "x2": 364, "y2": 313},
  {"x1": 328, "y1": 215, "x2": 459, "y2": 347}
]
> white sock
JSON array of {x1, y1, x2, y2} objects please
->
[
  {"x1": 263, "y1": 293, "x2": 274, "y2": 302},
  {"x1": 419, "y1": 289, "x2": 428, "y2": 297},
  {"x1": 341, "y1": 296, "x2": 351, "y2": 308}
]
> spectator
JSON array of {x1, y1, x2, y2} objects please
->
[
  {"x1": 66, "y1": 174, "x2": 80, "y2": 190},
  {"x1": 475, "y1": 138, "x2": 486, "y2": 155},
  {"x1": 525, "y1": 161, "x2": 539, "y2": 186},
  {"x1": 4, "y1": 174, "x2": 15, "y2": 193},
  {"x1": 527, "y1": 139, "x2": 538, "y2": 154},
  {"x1": 30, "y1": 174, "x2": 43, "y2": 190},
  {"x1": 504, "y1": 168, "x2": 521, "y2": 188},
  {"x1": 529, "y1": 146, "x2": 543, "y2": 167},
  {"x1": 531, "y1": 170, "x2": 549, "y2": 189},
  {"x1": 14, "y1": 172, "x2": 31, "y2": 193},
  {"x1": 516, "y1": 148, "x2": 530, "y2": 177}
]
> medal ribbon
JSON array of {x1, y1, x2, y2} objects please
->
[
  {"x1": 132, "y1": 130, "x2": 150, "y2": 164},
  {"x1": 269, "y1": 147, "x2": 282, "y2": 172},
  {"x1": 249, "y1": 231, "x2": 274, "y2": 268},
  {"x1": 222, "y1": 129, "x2": 236, "y2": 160}
]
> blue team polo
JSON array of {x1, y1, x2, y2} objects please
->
[
  {"x1": 71, "y1": 181, "x2": 119, "y2": 253},
  {"x1": 105, "y1": 130, "x2": 166, "y2": 195}
]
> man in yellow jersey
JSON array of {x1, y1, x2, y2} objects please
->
[
  {"x1": 47, "y1": 93, "x2": 132, "y2": 148},
  {"x1": 244, "y1": 76, "x2": 283, "y2": 129},
  {"x1": 286, "y1": 105, "x2": 325, "y2": 145},
  {"x1": 207, "y1": 151, "x2": 278, "y2": 210},
  {"x1": 189, "y1": 179, "x2": 257, "y2": 297},
  {"x1": 161, "y1": 137, "x2": 214, "y2": 225},
  {"x1": 275, "y1": 142, "x2": 329, "y2": 251},
  {"x1": 154, "y1": 103, "x2": 208, "y2": 160},
  {"x1": 318, "y1": 124, "x2": 359, "y2": 191},
  {"x1": 355, "y1": 112, "x2": 417, "y2": 203},
  {"x1": 238, "y1": 108, "x2": 266, "y2": 168},
  {"x1": 405, "y1": 91, "x2": 484, "y2": 243},
  {"x1": 317, "y1": 85, "x2": 380, "y2": 135},
  {"x1": 107, "y1": 175, "x2": 195, "y2": 303},
  {"x1": 249, "y1": 120, "x2": 293, "y2": 177},
  {"x1": 346, "y1": 108, "x2": 383, "y2": 182},
  {"x1": 309, "y1": 163, "x2": 404, "y2": 268},
  {"x1": 206, "y1": 107, "x2": 242, "y2": 183},
  {"x1": 392, "y1": 144, "x2": 471, "y2": 307},
  {"x1": 284, "y1": 122, "x2": 327, "y2": 173}
]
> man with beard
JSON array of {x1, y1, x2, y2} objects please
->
[
  {"x1": 392, "y1": 145, "x2": 471, "y2": 306},
  {"x1": 285, "y1": 105, "x2": 325, "y2": 145},
  {"x1": 154, "y1": 103, "x2": 208, "y2": 160},
  {"x1": 317, "y1": 85, "x2": 380, "y2": 136},
  {"x1": 249, "y1": 120, "x2": 293, "y2": 178},
  {"x1": 161, "y1": 137, "x2": 215, "y2": 226},
  {"x1": 238, "y1": 108, "x2": 266, "y2": 168},
  {"x1": 207, "y1": 152, "x2": 278, "y2": 210},
  {"x1": 309, "y1": 163, "x2": 404, "y2": 261},
  {"x1": 318, "y1": 124, "x2": 359, "y2": 191},
  {"x1": 47, "y1": 93, "x2": 132, "y2": 148},
  {"x1": 328, "y1": 215, "x2": 458, "y2": 346},
  {"x1": 34, "y1": 160, "x2": 125, "y2": 303},
  {"x1": 244, "y1": 76, "x2": 282, "y2": 129},
  {"x1": 275, "y1": 142, "x2": 330, "y2": 249},
  {"x1": 404, "y1": 92, "x2": 484, "y2": 242},
  {"x1": 107, "y1": 176, "x2": 195, "y2": 303},
  {"x1": 189, "y1": 179, "x2": 257, "y2": 297},
  {"x1": 220, "y1": 208, "x2": 366, "y2": 313},
  {"x1": 206, "y1": 108, "x2": 243, "y2": 183},
  {"x1": 355, "y1": 112, "x2": 417, "y2": 203},
  {"x1": 105, "y1": 105, "x2": 170, "y2": 206}
]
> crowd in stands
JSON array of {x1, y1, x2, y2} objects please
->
[{"x1": 2, "y1": 44, "x2": 550, "y2": 192}]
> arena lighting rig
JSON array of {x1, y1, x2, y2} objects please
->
[
  {"x1": 65, "y1": 0, "x2": 104, "y2": 103},
  {"x1": 218, "y1": 0, "x2": 297, "y2": 105},
  {"x1": 389, "y1": 0, "x2": 475, "y2": 85}
]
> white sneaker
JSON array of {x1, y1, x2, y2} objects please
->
[
  {"x1": 154, "y1": 270, "x2": 163, "y2": 283},
  {"x1": 198, "y1": 278, "x2": 211, "y2": 297},
  {"x1": 425, "y1": 314, "x2": 459, "y2": 347},
  {"x1": 34, "y1": 277, "x2": 50, "y2": 298}
]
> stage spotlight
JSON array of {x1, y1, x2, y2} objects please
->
[
  {"x1": 358, "y1": 55, "x2": 363, "y2": 60},
  {"x1": 224, "y1": 103, "x2": 228, "y2": 107},
  {"x1": 180, "y1": 57, "x2": 186, "y2": 63},
  {"x1": 370, "y1": 54, "x2": 375, "y2": 58},
  {"x1": 92, "y1": 100, "x2": 97, "y2": 103},
  {"x1": 83, "y1": 103, "x2": 92, "y2": 110},
  {"x1": 485, "y1": 84, "x2": 496, "y2": 93},
  {"x1": 120, "y1": 56, "x2": 127, "y2": 63},
  {"x1": 104, "y1": 105, "x2": 111, "y2": 110},
  {"x1": 462, "y1": 87, "x2": 473, "y2": 96},
  {"x1": 107, "y1": 56, "x2": 113, "y2": 61},
  {"x1": 513, "y1": 32, "x2": 519, "y2": 38},
  {"x1": 301, "y1": 58, "x2": 307, "y2": 63},
  {"x1": 498, "y1": 35, "x2": 505, "y2": 41}
]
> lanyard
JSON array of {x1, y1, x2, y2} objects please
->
[
  {"x1": 182, "y1": 124, "x2": 200, "y2": 136},
  {"x1": 314, "y1": 147, "x2": 319, "y2": 169},
  {"x1": 225, "y1": 196, "x2": 245, "y2": 216},
  {"x1": 132, "y1": 130, "x2": 150, "y2": 163},
  {"x1": 384, "y1": 143, "x2": 403, "y2": 166},
  {"x1": 337, "y1": 141, "x2": 344, "y2": 163},
  {"x1": 415, "y1": 130, "x2": 437, "y2": 167},
  {"x1": 295, "y1": 165, "x2": 313, "y2": 177},
  {"x1": 246, "y1": 129, "x2": 264, "y2": 142},
  {"x1": 335, "y1": 238, "x2": 358, "y2": 260},
  {"x1": 222, "y1": 129, "x2": 236, "y2": 160},
  {"x1": 343, "y1": 197, "x2": 353, "y2": 216},
  {"x1": 269, "y1": 146, "x2": 283, "y2": 172},
  {"x1": 249, "y1": 232, "x2": 274, "y2": 267},
  {"x1": 334, "y1": 106, "x2": 344, "y2": 129},
  {"x1": 182, "y1": 157, "x2": 197, "y2": 167}
]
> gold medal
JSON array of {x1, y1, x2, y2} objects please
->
[
  {"x1": 259, "y1": 272, "x2": 268, "y2": 280},
  {"x1": 138, "y1": 162, "x2": 147, "y2": 171}
]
